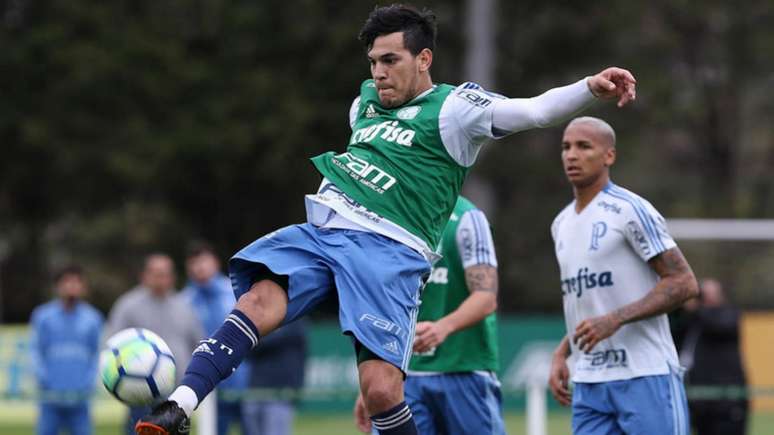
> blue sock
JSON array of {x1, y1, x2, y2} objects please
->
[
  {"x1": 370, "y1": 401, "x2": 417, "y2": 435},
  {"x1": 180, "y1": 309, "x2": 258, "y2": 403}
]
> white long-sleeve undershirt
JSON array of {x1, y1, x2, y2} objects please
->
[
  {"x1": 438, "y1": 77, "x2": 597, "y2": 167},
  {"x1": 491, "y1": 77, "x2": 596, "y2": 133}
]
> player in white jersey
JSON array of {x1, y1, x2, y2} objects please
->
[{"x1": 548, "y1": 117, "x2": 699, "y2": 435}]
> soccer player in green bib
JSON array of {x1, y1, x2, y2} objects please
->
[
  {"x1": 136, "y1": 4, "x2": 637, "y2": 435},
  {"x1": 354, "y1": 196, "x2": 504, "y2": 434}
]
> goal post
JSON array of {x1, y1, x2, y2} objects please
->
[{"x1": 667, "y1": 219, "x2": 774, "y2": 240}]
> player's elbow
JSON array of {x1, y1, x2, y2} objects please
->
[
  {"x1": 481, "y1": 292, "x2": 498, "y2": 315},
  {"x1": 684, "y1": 274, "x2": 700, "y2": 301},
  {"x1": 677, "y1": 272, "x2": 700, "y2": 302},
  {"x1": 485, "y1": 300, "x2": 497, "y2": 316},
  {"x1": 530, "y1": 109, "x2": 553, "y2": 129}
]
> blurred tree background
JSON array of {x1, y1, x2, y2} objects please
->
[{"x1": 1, "y1": 0, "x2": 773, "y2": 322}]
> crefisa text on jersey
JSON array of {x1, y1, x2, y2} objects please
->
[
  {"x1": 350, "y1": 121, "x2": 416, "y2": 147},
  {"x1": 561, "y1": 267, "x2": 614, "y2": 298}
]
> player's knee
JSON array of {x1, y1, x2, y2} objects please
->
[
  {"x1": 235, "y1": 280, "x2": 288, "y2": 335},
  {"x1": 360, "y1": 362, "x2": 403, "y2": 414},
  {"x1": 362, "y1": 381, "x2": 402, "y2": 414},
  {"x1": 238, "y1": 280, "x2": 288, "y2": 311}
]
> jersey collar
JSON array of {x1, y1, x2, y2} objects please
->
[{"x1": 406, "y1": 85, "x2": 437, "y2": 105}]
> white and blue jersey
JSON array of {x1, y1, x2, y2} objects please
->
[
  {"x1": 552, "y1": 181, "x2": 690, "y2": 435},
  {"x1": 551, "y1": 181, "x2": 679, "y2": 383}
]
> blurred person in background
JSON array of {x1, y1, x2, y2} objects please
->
[
  {"x1": 30, "y1": 265, "x2": 104, "y2": 435},
  {"x1": 548, "y1": 117, "x2": 699, "y2": 435},
  {"x1": 106, "y1": 253, "x2": 203, "y2": 435},
  {"x1": 137, "y1": 4, "x2": 637, "y2": 434},
  {"x1": 243, "y1": 319, "x2": 307, "y2": 435},
  {"x1": 181, "y1": 242, "x2": 249, "y2": 435},
  {"x1": 679, "y1": 278, "x2": 748, "y2": 435},
  {"x1": 354, "y1": 196, "x2": 503, "y2": 435}
]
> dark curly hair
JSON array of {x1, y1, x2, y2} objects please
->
[{"x1": 358, "y1": 4, "x2": 437, "y2": 55}]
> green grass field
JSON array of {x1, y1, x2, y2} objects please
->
[
  {"x1": 2, "y1": 413, "x2": 567, "y2": 435},
  {"x1": 2, "y1": 409, "x2": 773, "y2": 434}
]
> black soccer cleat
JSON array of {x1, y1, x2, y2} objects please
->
[{"x1": 135, "y1": 401, "x2": 190, "y2": 435}]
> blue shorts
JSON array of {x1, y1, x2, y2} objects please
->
[
  {"x1": 229, "y1": 223, "x2": 430, "y2": 371},
  {"x1": 403, "y1": 372, "x2": 505, "y2": 435},
  {"x1": 572, "y1": 367, "x2": 690, "y2": 435}
]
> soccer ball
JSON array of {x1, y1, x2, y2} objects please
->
[{"x1": 100, "y1": 328, "x2": 177, "y2": 406}]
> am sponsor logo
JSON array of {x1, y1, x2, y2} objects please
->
[
  {"x1": 455, "y1": 89, "x2": 492, "y2": 108},
  {"x1": 585, "y1": 348, "x2": 628, "y2": 369},
  {"x1": 561, "y1": 267, "x2": 614, "y2": 298},
  {"x1": 331, "y1": 152, "x2": 397, "y2": 193}
]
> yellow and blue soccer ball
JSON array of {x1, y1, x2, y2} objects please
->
[{"x1": 99, "y1": 328, "x2": 176, "y2": 406}]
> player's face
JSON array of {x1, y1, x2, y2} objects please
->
[
  {"x1": 186, "y1": 253, "x2": 219, "y2": 284},
  {"x1": 56, "y1": 274, "x2": 86, "y2": 301},
  {"x1": 368, "y1": 32, "x2": 431, "y2": 108},
  {"x1": 561, "y1": 123, "x2": 616, "y2": 188}
]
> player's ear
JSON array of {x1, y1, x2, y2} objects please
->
[
  {"x1": 417, "y1": 48, "x2": 432, "y2": 73},
  {"x1": 605, "y1": 146, "x2": 616, "y2": 167}
]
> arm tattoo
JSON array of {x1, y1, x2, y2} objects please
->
[
  {"x1": 465, "y1": 265, "x2": 499, "y2": 294},
  {"x1": 611, "y1": 247, "x2": 698, "y2": 326}
]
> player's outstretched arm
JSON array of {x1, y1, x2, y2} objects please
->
[
  {"x1": 573, "y1": 247, "x2": 699, "y2": 352},
  {"x1": 490, "y1": 67, "x2": 636, "y2": 134}
]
